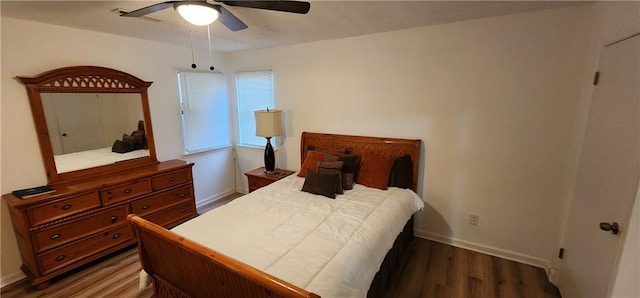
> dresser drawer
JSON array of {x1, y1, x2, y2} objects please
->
[
  {"x1": 100, "y1": 179, "x2": 151, "y2": 205},
  {"x1": 151, "y1": 169, "x2": 191, "y2": 190},
  {"x1": 33, "y1": 205, "x2": 129, "y2": 253},
  {"x1": 28, "y1": 192, "x2": 101, "y2": 227},
  {"x1": 37, "y1": 224, "x2": 132, "y2": 275},
  {"x1": 131, "y1": 185, "x2": 193, "y2": 217},
  {"x1": 143, "y1": 199, "x2": 196, "y2": 228},
  {"x1": 248, "y1": 177, "x2": 273, "y2": 193}
]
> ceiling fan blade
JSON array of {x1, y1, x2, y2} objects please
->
[
  {"x1": 218, "y1": 5, "x2": 248, "y2": 31},
  {"x1": 217, "y1": 1, "x2": 310, "y2": 14},
  {"x1": 120, "y1": 1, "x2": 178, "y2": 17}
]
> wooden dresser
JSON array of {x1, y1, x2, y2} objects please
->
[{"x1": 2, "y1": 159, "x2": 197, "y2": 288}]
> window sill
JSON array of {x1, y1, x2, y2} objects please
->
[
  {"x1": 183, "y1": 145, "x2": 233, "y2": 157},
  {"x1": 235, "y1": 144, "x2": 280, "y2": 151}
]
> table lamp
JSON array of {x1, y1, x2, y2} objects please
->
[{"x1": 254, "y1": 109, "x2": 283, "y2": 174}]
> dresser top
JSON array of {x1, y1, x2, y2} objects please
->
[{"x1": 3, "y1": 159, "x2": 193, "y2": 208}]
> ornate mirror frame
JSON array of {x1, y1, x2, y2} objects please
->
[{"x1": 17, "y1": 66, "x2": 158, "y2": 184}]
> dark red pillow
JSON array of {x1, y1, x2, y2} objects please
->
[
  {"x1": 357, "y1": 153, "x2": 395, "y2": 190},
  {"x1": 298, "y1": 151, "x2": 327, "y2": 177}
]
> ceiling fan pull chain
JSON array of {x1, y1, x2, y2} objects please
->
[
  {"x1": 189, "y1": 28, "x2": 196, "y2": 69},
  {"x1": 208, "y1": 25, "x2": 215, "y2": 71}
]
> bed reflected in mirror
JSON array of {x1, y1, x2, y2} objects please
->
[{"x1": 41, "y1": 93, "x2": 150, "y2": 173}]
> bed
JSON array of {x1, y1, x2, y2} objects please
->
[{"x1": 128, "y1": 132, "x2": 422, "y2": 298}]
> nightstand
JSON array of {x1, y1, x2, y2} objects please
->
[{"x1": 245, "y1": 167, "x2": 295, "y2": 193}]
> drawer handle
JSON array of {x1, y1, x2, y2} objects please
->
[
  {"x1": 177, "y1": 193, "x2": 186, "y2": 198},
  {"x1": 112, "y1": 233, "x2": 122, "y2": 239},
  {"x1": 61, "y1": 204, "x2": 72, "y2": 210},
  {"x1": 168, "y1": 177, "x2": 176, "y2": 182},
  {"x1": 50, "y1": 233, "x2": 61, "y2": 240},
  {"x1": 142, "y1": 205, "x2": 149, "y2": 210},
  {"x1": 109, "y1": 216, "x2": 118, "y2": 222},
  {"x1": 180, "y1": 208, "x2": 187, "y2": 213},
  {"x1": 123, "y1": 189, "x2": 132, "y2": 194},
  {"x1": 55, "y1": 255, "x2": 66, "y2": 262}
]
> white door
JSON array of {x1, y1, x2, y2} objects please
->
[
  {"x1": 559, "y1": 35, "x2": 640, "y2": 297},
  {"x1": 53, "y1": 94, "x2": 107, "y2": 154}
]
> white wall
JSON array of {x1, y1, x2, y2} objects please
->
[
  {"x1": 0, "y1": 17, "x2": 235, "y2": 285},
  {"x1": 225, "y1": 5, "x2": 595, "y2": 270}
]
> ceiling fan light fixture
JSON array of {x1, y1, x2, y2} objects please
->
[{"x1": 175, "y1": 3, "x2": 220, "y2": 26}]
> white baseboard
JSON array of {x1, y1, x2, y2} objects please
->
[
  {"x1": 414, "y1": 229, "x2": 553, "y2": 276},
  {"x1": 1, "y1": 271, "x2": 26, "y2": 288},
  {"x1": 195, "y1": 188, "x2": 237, "y2": 209}
]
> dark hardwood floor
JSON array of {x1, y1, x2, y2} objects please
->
[
  {"x1": 2, "y1": 192, "x2": 560, "y2": 298},
  {"x1": 386, "y1": 239, "x2": 561, "y2": 298}
]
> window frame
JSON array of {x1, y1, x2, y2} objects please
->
[
  {"x1": 177, "y1": 71, "x2": 232, "y2": 155},
  {"x1": 235, "y1": 70, "x2": 276, "y2": 148}
]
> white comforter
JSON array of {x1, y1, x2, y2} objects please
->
[{"x1": 170, "y1": 175, "x2": 424, "y2": 297}]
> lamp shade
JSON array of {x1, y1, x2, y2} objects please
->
[
  {"x1": 175, "y1": 3, "x2": 220, "y2": 26},
  {"x1": 255, "y1": 109, "x2": 284, "y2": 137}
]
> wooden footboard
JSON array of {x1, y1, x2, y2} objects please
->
[{"x1": 127, "y1": 214, "x2": 321, "y2": 298}]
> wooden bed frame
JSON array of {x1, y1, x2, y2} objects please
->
[{"x1": 128, "y1": 132, "x2": 421, "y2": 298}]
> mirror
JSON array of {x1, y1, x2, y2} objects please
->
[
  {"x1": 41, "y1": 93, "x2": 149, "y2": 173},
  {"x1": 17, "y1": 66, "x2": 158, "y2": 184}
]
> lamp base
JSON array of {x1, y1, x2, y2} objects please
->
[{"x1": 263, "y1": 137, "x2": 276, "y2": 174}]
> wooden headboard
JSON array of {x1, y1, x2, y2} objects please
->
[{"x1": 300, "y1": 132, "x2": 421, "y2": 192}]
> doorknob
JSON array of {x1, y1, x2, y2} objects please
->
[{"x1": 599, "y1": 222, "x2": 619, "y2": 235}]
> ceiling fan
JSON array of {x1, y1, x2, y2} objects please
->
[{"x1": 120, "y1": 0, "x2": 311, "y2": 31}]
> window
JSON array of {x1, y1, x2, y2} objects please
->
[
  {"x1": 236, "y1": 71, "x2": 275, "y2": 147},
  {"x1": 178, "y1": 71, "x2": 231, "y2": 154}
]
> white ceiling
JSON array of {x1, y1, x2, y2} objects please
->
[{"x1": 1, "y1": 1, "x2": 586, "y2": 52}]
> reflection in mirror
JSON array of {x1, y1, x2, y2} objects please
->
[
  {"x1": 18, "y1": 65, "x2": 157, "y2": 184},
  {"x1": 41, "y1": 93, "x2": 150, "y2": 173}
]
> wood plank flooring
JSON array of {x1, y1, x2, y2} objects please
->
[
  {"x1": 385, "y1": 239, "x2": 561, "y2": 298},
  {"x1": 1, "y1": 238, "x2": 561, "y2": 298},
  {"x1": 2, "y1": 192, "x2": 560, "y2": 298}
]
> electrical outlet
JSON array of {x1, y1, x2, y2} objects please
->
[{"x1": 468, "y1": 213, "x2": 480, "y2": 226}]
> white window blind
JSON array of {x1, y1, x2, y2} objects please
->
[
  {"x1": 236, "y1": 71, "x2": 275, "y2": 147},
  {"x1": 178, "y1": 71, "x2": 231, "y2": 154}
]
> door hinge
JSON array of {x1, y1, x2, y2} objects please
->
[
  {"x1": 593, "y1": 71, "x2": 600, "y2": 85},
  {"x1": 558, "y1": 248, "x2": 565, "y2": 259}
]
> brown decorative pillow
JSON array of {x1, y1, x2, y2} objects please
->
[
  {"x1": 338, "y1": 155, "x2": 361, "y2": 188},
  {"x1": 130, "y1": 130, "x2": 146, "y2": 150},
  {"x1": 357, "y1": 153, "x2": 395, "y2": 190},
  {"x1": 112, "y1": 140, "x2": 129, "y2": 153},
  {"x1": 342, "y1": 173, "x2": 355, "y2": 190},
  {"x1": 317, "y1": 161, "x2": 344, "y2": 170},
  {"x1": 308, "y1": 146, "x2": 349, "y2": 162},
  {"x1": 388, "y1": 154, "x2": 413, "y2": 189},
  {"x1": 301, "y1": 170, "x2": 339, "y2": 199},
  {"x1": 318, "y1": 161, "x2": 344, "y2": 194},
  {"x1": 298, "y1": 151, "x2": 327, "y2": 177}
]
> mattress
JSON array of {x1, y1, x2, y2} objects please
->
[{"x1": 146, "y1": 174, "x2": 424, "y2": 297}]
